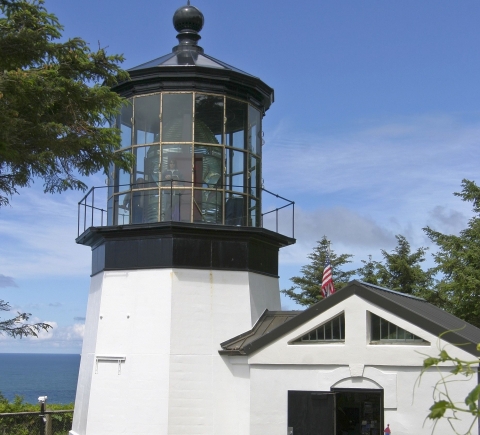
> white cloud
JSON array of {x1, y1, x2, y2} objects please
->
[
  {"x1": 0, "y1": 318, "x2": 84, "y2": 350},
  {"x1": 0, "y1": 274, "x2": 18, "y2": 288},
  {"x1": 264, "y1": 114, "x2": 478, "y2": 209},
  {"x1": 264, "y1": 113, "x2": 477, "y2": 268},
  {"x1": 278, "y1": 206, "x2": 398, "y2": 267},
  {"x1": 28, "y1": 322, "x2": 57, "y2": 341},
  {"x1": 426, "y1": 205, "x2": 468, "y2": 236},
  {"x1": 0, "y1": 188, "x2": 91, "y2": 278}
]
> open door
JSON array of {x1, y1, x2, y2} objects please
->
[
  {"x1": 288, "y1": 391, "x2": 335, "y2": 435},
  {"x1": 288, "y1": 389, "x2": 383, "y2": 435},
  {"x1": 333, "y1": 389, "x2": 383, "y2": 435}
]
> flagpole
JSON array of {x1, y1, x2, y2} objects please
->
[{"x1": 321, "y1": 238, "x2": 335, "y2": 298}]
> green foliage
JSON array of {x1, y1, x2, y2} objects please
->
[
  {"x1": 0, "y1": 392, "x2": 74, "y2": 412},
  {"x1": 424, "y1": 180, "x2": 480, "y2": 328},
  {"x1": 357, "y1": 235, "x2": 433, "y2": 297},
  {"x1": 281, "y1": 236, "x2": 356, "y2": 306},
  {"x1": 356, "y1": 255, "x2": 379, "y2": 286},
  {"x1": 0, "y1": 299, "x2": 51, "y2": 338},
  {"x1": 420, "y1": 343, "x2": 480, "y2": 435},
  {"x1": 0, "y1": 392, "x2": 73, "y2": 435},
  {"x1": 0, "y1": 0, "x2": 133, "y2": 206}
]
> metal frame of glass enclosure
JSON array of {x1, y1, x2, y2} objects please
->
[{"x1": 107, "y1": 91, "x2": 263, "y2": 228}]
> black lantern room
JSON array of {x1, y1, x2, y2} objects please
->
[
  {"x1": 77, "y1": 3, "x2": 294, "y2": 277},
  {"x1": 106, "y1": 3, "x2": 274, "y2": 228}
]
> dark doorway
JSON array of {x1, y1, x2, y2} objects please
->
[
  {"x1": 287, "y1": 389, "x2": 383, "y2": 435},
  {"x1": 333, "y1": 389, "x2": 383, "y2": 435},
  {"x1": 288, "y1": 391, "x2": 335, "y2": 435}
]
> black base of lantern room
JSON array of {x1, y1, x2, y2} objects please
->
[{"x1": 76, "y1": 222, "x2": 295, "y2": 277}]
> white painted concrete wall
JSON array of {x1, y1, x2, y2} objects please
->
[
  {"x1": 247, "y1": 294, "x2": 479, "y2": 435},
  {"x1": 71, "y1": 268, "x2": 279, "y2": 435},
  {"x1": 249, "y1": 364, "x2": 478, "y2": 435},
  {"x1": 71, "y1": 274, "x2": 478, "y2": 435},
  {"x1": 249, "y1": 295, "x2": 476, "y2": 366}
]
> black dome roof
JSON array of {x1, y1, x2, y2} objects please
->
[
  {"x1": 112, "y1": 3, "x2": 274, "y2": 112},
  {"x1": 173, "y1": 4, "x2": 204, "y2": 33}
]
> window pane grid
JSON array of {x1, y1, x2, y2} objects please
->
[
  {"x1": 110, "y1": 92, "x2": 262, "y2": 226},
  {"x1": 370, "y1": 313, "x2": 426, "y2": 342},
  {"x1": 298, "y1": 313, "x2": 345, "y2": 342}
]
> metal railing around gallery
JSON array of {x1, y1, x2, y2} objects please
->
[{"x1": 77, "y1": 181, "x2": 295, "y2": 239}]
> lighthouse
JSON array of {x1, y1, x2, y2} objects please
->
[{"x1": 70, "y1": 3, "x2": 294, "y2": 435}]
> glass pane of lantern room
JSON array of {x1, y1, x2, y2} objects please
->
[
  {"x1": 225, "y1": 98, "x2": 247, "y2": 149},
  {"x1": 160, "y1": 189, "x2": 192, "y2": 222},
  {"x1": 194, "y1": 145, "x2": 223, "y2": 224},
  {"x1": 114, "y1": 194, "x2": 130, "y2": 225},
  {"x1": 195, "y1": 94, "x2": 223, "y2": 144},
  {"x1": 131, "y1": 189, "x2": 159, "y2": 224},
  {"x1": 193, "y1": 145, "x2": 223, "y2": 188},
  {"x1": 249, "y1": 155, "x2": 259, "y2": 198},
  {"x1": 135, "y1": 146, "x2": 160, "y2": 188},
  {"x1": 225, "y1": 193, "x2": 245, "y2": 226},
  {"x1": 225, "y1": 148, "x2": 245, "y2": 193},
  {"x1": 107, "y1": 197, "x2": 113, "y2": 226},
  {"x1": 162, "y1": 94, "x2": 193, "y2": 142},
  {"x1": 134, "y1": 95, "x2": 160, "y2": 145},
  {"x1": 248, "y1": 105, "x2": 261, "y2": 155},
  {"x1": 114, "y1": 150, "x2": 131, "y2": 193},
  {"x1": 160, "y1": 145, "x2": 192, "y2": 186},
  {"x1": 117, "y1": 101, "x2": 133, "y2": 148},
  {"x1": 108, "y1": 163, "x2": 114, "y2": 198},
  {"x1": 160, "y1": 145, "x2": 193, "y2": 222},
  {"x1": 249, "y1": 198, "x2": 259, "y2": 227}
]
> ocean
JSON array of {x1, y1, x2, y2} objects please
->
[{"x1": 0, "y1": 354, "x2": 80, "y2": 405}]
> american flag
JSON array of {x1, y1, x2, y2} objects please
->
[{"x1": 321, "y1": 254, "x2": 335, "y2": 298}]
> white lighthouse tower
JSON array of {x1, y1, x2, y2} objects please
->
[{"x1": 70, "y1": 3, "x2": 294, "y2": 435}]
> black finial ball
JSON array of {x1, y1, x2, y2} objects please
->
[{"x1": 173, "y1": 4, "x2": 204, "y2": 33}]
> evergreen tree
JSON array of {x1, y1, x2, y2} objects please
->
[
  {"x1": 424, "y1": 179, "x2": 480, "y2": 328},
  {"x1": 356, "y1": 255, "x2": 380, "y2": 286},
  {"x1": 281, "y1": 236, "x2": 355, "y2": 306},
  {"x1": 0, "y1": 0, "x2": 132, "y2": 206},
  {"x1": 0, "y1": 299, "x2": 51, "y2": 338},
  {"x1": 359, "y1": 235, "x2": 433, "y2": 296}
]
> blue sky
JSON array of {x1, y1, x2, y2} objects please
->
[{"x1": 0, "y1": 0, "x2": 479, "y2": 353}]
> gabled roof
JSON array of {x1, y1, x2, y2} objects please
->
[
  {"x1": 220, "y1": 280, "x2": 480, "y2": 356},
  {"x1": 219, "y1": 311, "x2": 299, "y2": 355}
]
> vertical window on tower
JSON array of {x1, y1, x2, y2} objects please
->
[
  {"x1": 114, "y1": 150, "x2": 132, "y2": 193},
  {"x1": 248, "y1": 105, "x2": 261, "y2": 155},
  {"x1": 162, "y1": 93, "x2": 193, "y2": 142},
  {"x1": 193, "y1": 145, "x2": 223, "y2": 224},
  {"x1": 249, "y1": 155, "x2": 259, "y2": 197},
  {"x1": 159, "y1": 145, "x2": 192, "y2": 223},
  {"x1": 225, "y1": 148, "x2": 245, "y2": 193},
  {"x1": 107, "y1": 162, "x2": 114, "y2": 199},
  {"x1": 134, "y1": 146, "x2": 160, "y2": 189},
  {"x1": 225, "y1": 98, "x2": 247, "y2": 149},
  {"x1": 249, "y1": 198, "x2": 259, "y2": 227},
  {"x1": 133, "y1": 95, "x2": 160, "y2": 145},
  {"x1": 117, "y1": 101, "x2": 133, "y2": 148},
  {"x1": 114, "y1": 193, "x2": 130, "y2": 226},
  {"x1": 195, "y1": 94, "x2": 223, "y2": 144}
]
